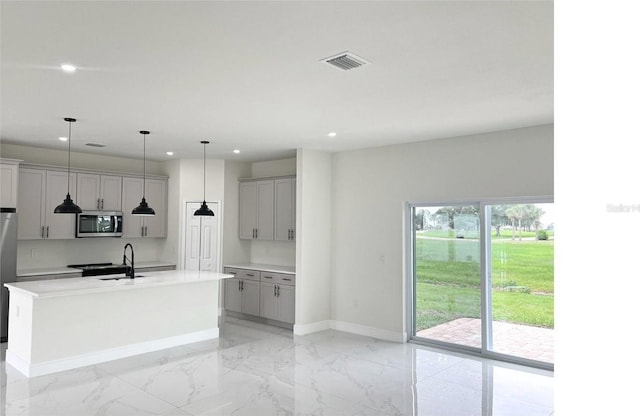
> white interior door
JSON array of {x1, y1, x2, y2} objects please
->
[{"x1": 184, "y1": 202, "x2": 219, "y2": 271}]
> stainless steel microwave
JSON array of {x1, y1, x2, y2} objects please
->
[{"x1": 76, "y1": 211, "x2": 123, "y2": 237}]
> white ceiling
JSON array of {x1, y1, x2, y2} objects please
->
[{"x1": 0, "y1": 1, "x2": 553, "y2": 162}]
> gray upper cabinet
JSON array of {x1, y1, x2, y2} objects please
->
[
  {"x1": 76, "y1": 173, "x2": 122, "y2": 211},
  {"x1": 274, "y1": 178, "x2": 296, "y2": 241},
  {"x1": 239, "y1": 176, "x2": 295, "y2": 241},
  {"x1": 121, "y1": 176, "x2": 167, "y2": 238},
  {"x1": 239, "y1": 180, "x2": 275, "y2": 240},
  {"x1": 17, "y1": 168, "x2": 77, "y2": 240}
]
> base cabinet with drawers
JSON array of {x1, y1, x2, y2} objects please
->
[{"x1": 224, "y1": 266, "x2": 295, "y2": 325}]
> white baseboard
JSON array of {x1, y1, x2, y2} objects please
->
[
  {"x1": 331, "y1": 320, "x2": 407, "y2": 343},
  {"x1": 6, "y1": 328, "x2": 219, "y2": 378},
  {"x1": 294, "y1": 319, "x2": 406, "y2": 343},
  {"x1": 293, "y1": 320, "x2": 332, "y2": 335}
]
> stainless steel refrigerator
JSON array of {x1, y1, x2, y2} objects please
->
[{"x1": 1, "y1": 208, "x2": 18, "y2": 342}]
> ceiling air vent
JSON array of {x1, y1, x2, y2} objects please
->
[
  {"x1": 85, "y1": 143, "x2": 106, "y2": 148},
  {"x1": 322, "y1": 51, "x2": 370, "y2": 71}
]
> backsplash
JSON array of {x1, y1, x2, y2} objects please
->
[
  {"x1": 17, "y1": 238, "x2": 166, "y2": 270},
  {"x1": 249, "y1": 240, "x2": 295, "y2": 267}
]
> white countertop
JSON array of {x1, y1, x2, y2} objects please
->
[
  {"x1": 5, "y1": 269, "x2": 232, "y2": 299},
  {"x1": 223, "y1": 263, "x2": 295, "y2": 275},
  {"x1": 17, "y1": 261, "x2": 176, "y2": 277}
]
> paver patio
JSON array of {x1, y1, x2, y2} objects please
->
[{"x1": 416, "y1": 317, "x2": 554, "y2": 363}]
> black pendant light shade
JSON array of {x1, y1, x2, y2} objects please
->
[
  {"x1": 132, "y1": 130, "x2": 156, "y2": 216},
  {"x1": 194, "y1": 140, "x2": 214, "y2": 216},
  {"x1": 54, "y1": 118, "x2": 82, "y2": 214}
]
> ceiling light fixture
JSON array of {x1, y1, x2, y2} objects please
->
[
  {"x1": 131, "y1": 131, "x2": 156, "y2": 216},
  {"x1": 58, "y1": 136, "x2": 68, "y2": 141},
  {"x1": 194, "y1": 140, "x2": 214, "y2": 216},
  {"x1": 53, "y1": 118, "x2": 82, "y2": 214},
  {"x1": 60, "y1": 64, "x2": 77, "y2": 73},
  {"x1": 233, "y1": 149, "x2": 240, "y2": 154},
  {"x1": 328, "y1": 132, "x2": 337, "y2": 137},
  {"x1": 166, "y1": 151, "x2": 174, "y2": 156}
]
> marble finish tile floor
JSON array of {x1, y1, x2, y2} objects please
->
[{"x1": 0, "y1": 317, "x2": 554, "y2": 415}]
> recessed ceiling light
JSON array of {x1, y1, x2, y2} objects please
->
[
  {"x1": 166, "y1": 151, "x2": 174, "y2": 156},
  {"x1": 328, "y1": 132, "x2": 337, "y2": 137},
  {"x1": 233, "y1": 149, "x2": 240, "y2": 154},
  {"x1": 58, "y1": 136, "x2": 68, "y2": 141},
  {"x1": 60, "y1": 64, "x2": 77, "y2": 73}
]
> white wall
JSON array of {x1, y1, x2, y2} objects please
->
[
  {"x1": 222, "y1": 161, "x2": 252, "y2": 265},
  {"x1": 169, "y1": 158, "x2": 226, "y2": 270},
  {"x1": 294, "y1": 149, "x2": 332, "y2": 332},
  {"x1": 0, "y1": 143, "x2": 166, "y2": 176},
  {"x1": 330, "y1": 124, "x2": 553, "y2": 339},
  {"x1": 251, "y1": 158, "x2": 296, "y2": 178}
]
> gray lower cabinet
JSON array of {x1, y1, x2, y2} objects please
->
[
  {"x1": 259, "y1": 272, "x2": 295, "y2": 324},
  {"x1": 224, "y1": 268, "x2": 261, "y2": 316},
  {"x1": 224, "y1": 267, "x2": 295, "y2": 324}
]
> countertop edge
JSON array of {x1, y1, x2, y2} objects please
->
[
  {"x1": 223, "y1": 263, "x2": 296, "y2": 275},
  {"x1": 5, "y1": 271, "x2": 232, "y2": 299}
]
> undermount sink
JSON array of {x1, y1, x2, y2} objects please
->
[{"x1": 99, "y1": 275, "x2": 145, "y2": 281}]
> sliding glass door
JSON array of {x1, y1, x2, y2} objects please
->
[
  {"x1": 487, "y1": 203, "x2": 554, "y2": 363},
  {"x1": 410, "y1": 200, "x2": 554, "y2": 368},
  {"x1": 413, "y1": 204, "x2": 481, "y2": 349}
]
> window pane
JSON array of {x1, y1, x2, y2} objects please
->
[
  {"x1": 489, "y1": 203, "x2": 554, "y2": 363},
  {"x1": 414, "y1": 205, "x2": 481, "y2": 348}
]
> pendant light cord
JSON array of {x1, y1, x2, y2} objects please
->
[
  {"x1": 202, "y1": 141, "x2": 206, "y2": 200},
  {"x1": 143, "y1": 132, "x2": 146, "y2": 198},
  {"x1": 67, "y1": 120, "x2": 72, "y2": 194}
]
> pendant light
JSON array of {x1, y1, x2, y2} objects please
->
[
  {"x1": 54, "y1": 117, "x2": 83, "y2": 214},
  {"x1": 131, "y1": 130, "x2": 156, "y2": 216},
  {"x1": 194, "y1": 140, "x2": 214, "y2": 216}
]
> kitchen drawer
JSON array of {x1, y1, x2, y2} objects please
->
[
  {"x1": 260, "y1": 271, "x2": 295, "y2": 286},
  {"x1": 239, "y1": 269, "x2": 260, "y2": 281},
  {"x1": 224, "y1": 267, "x2": 242, "y2": 278},
  {"x1": 224, "y1": 267, "x2": 259, "y2": 281}
]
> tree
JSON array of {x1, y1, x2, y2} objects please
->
[
  {"x1": 434, "y1": 206, "x2": 479, "y2": 230},
  {"x1": 490, "y1": 205, "x2": 508, "y2": 237},
  {"x1": 505, "y1": 205, "x2": 526, "y2": 240}
]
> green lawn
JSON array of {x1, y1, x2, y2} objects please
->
[{"x1": 414, "y1": 235, "x2": 554, "y2": 331}]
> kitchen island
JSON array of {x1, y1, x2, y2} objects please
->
[{"x1": 4, "y1": 269, "x2": 232, "y2": 377}]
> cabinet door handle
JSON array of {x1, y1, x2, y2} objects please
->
[
  {"x1": 238, "y1": 280, "x2": 242, "y2": 291},
  {"x1": 246, "y1": 273, "x2": 254, "y2": 277},
  {"x1": 277, "y1": 285, "x2": 280, "y2": 297},
  {"x1": 46, "y1": 226, "x2": 49, "y2": 238},
  {"x1": 41, "y1": 226, "x2": 44, "y2": 238},
  {"x1": 274, "y1": 285, "x2": 277, "y2": 296},
  {"x1": 101, "y1": 198, "x2": 104, "y2": 210},
  {"x1": 282, "y1": 278, "x2": 291, "y2": 282},
  {"x1": 97, "y1": 198, "x2": 101, "y2": 209},
  {"x1": 145, "y1": 226, "x2": 148, "y2": 237}
]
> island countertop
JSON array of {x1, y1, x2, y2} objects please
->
[
  {"x1": 5, "y1": 269, "x2": 232, "y2": 378},
  {"x1": 5, "y1": 269, "x2": 232, "y2": 299}
]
